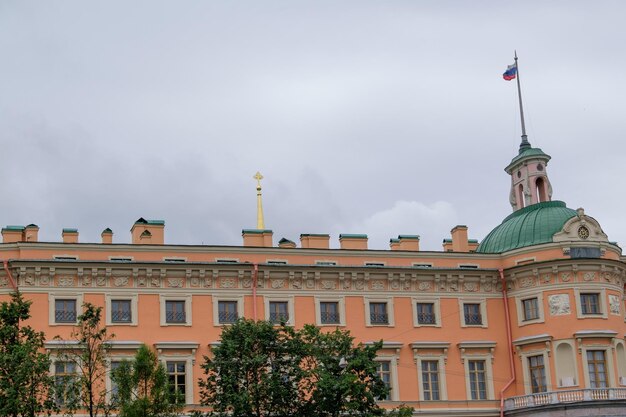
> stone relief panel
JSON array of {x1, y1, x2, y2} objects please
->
[
  {"x1": 371, "y1": 280, "x2": 385, "y2": 290},
  {"x1": 321, "y1": 280, "x2": 336, "y2": 290},
  {"x1": 549, "y1": 294, "x2": 571, "y2": 316},
  {"x1": 220, "y1": 278, "x2": 236, "y2": 289},
  {"x1": 58, "y1": 276, "x2": 75, "y2": 287},
  {"x1": 167, "y1": 278, "x2": 184, "y2": 288},
  {"x1": 609, "y1": 294, "x2": 620, "y2": 315}
]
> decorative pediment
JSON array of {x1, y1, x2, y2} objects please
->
[{"x1": 552, "y1": 208, "x2": 608, "y2": 243}]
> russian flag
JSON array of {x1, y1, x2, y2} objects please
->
[{"x1": 503, "y1": 63, "x2": 517, "y2": 81}]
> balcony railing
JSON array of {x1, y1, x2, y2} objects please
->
[
  {"x1": 320, "y1": 311, "x2": 340, "y2": 324},
  {"x1": 417, "y1": 313, "x2": 436, "y2": 324},
  {"x1": 370, "y1": 313, "x2": 389, "y2": 325},
  {"x1": 112, "y1": 310, "x2": 131, "y2": 323},
  {"x1": 55, "y1": 310, "x2": 77, "y2": 323},
  {"x1": 270, "y1": 312, "x2": 289, "y2": 324},
  {"x1": 219, "y1": 311, "x2": 238, "y2": 324},
  {"x1": 166, "y1": 311, "x2": 186, "y2": 323},
  {"x1": 504, "y1": 388, "x2": 626, "y2": 411},
  {"x1": 464, "y1": 313, "x2": 482, "y2": 325}
]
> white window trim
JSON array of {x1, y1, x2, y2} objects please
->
[
  {"x1": 159, "y1": 294, "x2": 192, "y2": 326},
  {"x1": 264, "y1": 296, "x2": 295, "y2": 326},
  {"x1": 49, "y1": 293, "x2": 84, "y2": 326},
  {"x1": 159, "y1": 354, "x2": 195, "y2": 405},
  {"x1": 365, "y1": 297, "x2": 395, "y2": 327},
  {"x1": 519, "y1": 349, "x2": 553, "y2": 395},
  {"x1": 106, "y1": 354, "x2": 135, "y2": 402},
  {"x1": 375, "y1": 354, "x2": 400, "y2": 402},
  {"x1": 416, "y1": 355, "x2": 448, "y2": 400},
  {"x1": 581, "y1": 345, "x2": 616, "y2": 388},
  {"x1": 412, "y1": 297, "x2": 442, "y2": 328},
  {"x1": 105, "y1": 293, "x2": 138, "y2": 326},
  {"x1": 515, "y1": 293, "x2": 545, "y2": 326},
  {"x1": 458, "y1": 298, "x2": 488, "y2": 328},
  {"x1": 461, "y1": 352, "x2": 495, "y2": 400},
  {"x1": 574, "y1": 288, "x2": 608, "y2": 319},
  {"x1": 212, "y1": 295, "x2": 244, "y2": 326},
  {"x1": 314, "y1": 296, "x2": 346, "y2": 327}
]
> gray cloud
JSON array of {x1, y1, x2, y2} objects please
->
[{"x1": 1, "y1": 1, "x2": 624, "y2": 250}]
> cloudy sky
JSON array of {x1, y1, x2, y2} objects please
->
[{"x1": 1, "y1": 1, "x2": 624, "y2": 250}]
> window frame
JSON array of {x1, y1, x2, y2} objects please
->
[
  {"x1": 158, "y1": 354, "x2": 194, "y2": 405},
  {"x1": 213, "y1": 296, "x2": 244, "y2": 326},
  {"x1": 52, "y1": 359, "x2": 78, "y2": 407},
  {"x1": 105, "y1": 293, "x2": 138, "y2": 326},
  {"x1": 581, "y1": 346, "x2": 615, "y2": 388},
  {"x1": 417, "y1": 356, "x2": 447, "y2": 401},
  {"x1": 515, "y1": 293, "x2": 545, "y2": 326},
  {"x1": 574, "y1": 288, "x2": 607, "y2": 319},
  {"x1": 315, "y1": 297, "x2": 345, "y2": 326},
  {"x1": 460, "y1": 344, "x2": 495, "y2": 400},
  {"x1": 365, "y1": 297, "x2": 395, "y2": 327},
  {"x1": 264, "y1": 296, "x2": 295, "y2": 326},
  {"x1": 159, "y1": 295, "x2": 192, "y2": 326},
  {"x1": 458, "y1": 298, "x2": 488, "y2": 328},
  {"x1": 48, "y1": 293, "x2": 84, "y2": 326},
  {"x1": 412, "y1": 297, "x2": 441, "y2": 327}
]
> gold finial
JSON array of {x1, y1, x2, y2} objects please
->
[{"x1": 254, "y1": 171, "x2": 265, "y2": 229}]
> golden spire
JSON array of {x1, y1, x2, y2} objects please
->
[{"x1": 254, "y1": 171, "x2": 265, "y2": 229}]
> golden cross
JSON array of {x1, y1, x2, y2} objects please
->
[{"x1": 254, "y1": 171, "x2": 263, "y2": 190}]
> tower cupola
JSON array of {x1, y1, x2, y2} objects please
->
[{"x1": 505, "y1": 141, "x2": 552, "y2": 211}]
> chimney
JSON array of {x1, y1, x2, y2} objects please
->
[
  {"x1": 339, "y1": 234, "x2": 368, "y2": 250},
  {"x1": 450, "y1": 225, "x2": 469, "y2": 252},
  {"x1": 300, "y1": 234, "x2": 330, "y2": 249},
  {"x1": 242, "y1": 229, "x2": 273, "y2": 247},
  {"x1": 398, "y1": 235, "x2": 420, "y2": 251},
  {"x1": 62, "y1": 228, "x2": 79, "y2": 244},
  {"x1": 131, "y1": 218, "x2": 165, "y2": 244},
  {"x1": 24, "y1": 224, "x2": 39, "y2": 242},
  {"x1": 278, "y1": 238, "x2": 296, "y2": 248},
  {"x1": 101, "y1": 228, "x2": 113, "y2": 244},
  {"x1": 1, "y1": 225, "x2": 25, "y2": 243},
  {"x1": 389, "y1": 238, "x2": 400, "y2": 250}
]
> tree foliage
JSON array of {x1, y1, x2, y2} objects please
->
[
  {"x1": 197, "y1": 319, "x2": 388, "y2": 417},
  {"x1": 0, "y1": 291, "x2": 58, "y2": 417},
  {"x1": 56, "y1": 303, "x2": 115, "y2": 417},
  {"x1": 112, "y1": 344, "x2": 183, "y2": 417}
]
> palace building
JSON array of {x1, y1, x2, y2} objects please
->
[{"x1": 1, "y1": 134, "x2": 626, "y2": 417}]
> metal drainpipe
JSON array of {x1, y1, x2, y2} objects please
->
[
  {"x1": 499, "y1": 268, "x2": 515, "y2": 417},
  {"x1": 3, "y1": 260, "x2": 17, "y2": 290},
  {"x1": 252, "y1": 263, "x2": 258, "y2": 321}
]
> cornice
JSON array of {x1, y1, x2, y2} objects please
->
[
  {"x1": 512, "y1": 334, "x2": 552, "y2": 347},
  {"x1": 0, "y1": 241, "x2": 502, "y2": 260}
]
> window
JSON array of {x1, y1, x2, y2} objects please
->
[
  {"x1": 166, "y1": 301, "x2": 186, "y2": 324},
  {"x1": 463, "y1": 303, "x2": 482, "y2": 325},
  {"x1": 412, "y1": 263, "x2": 433, "y2": 268},
  {"x1": 468, "y1": 360, "x2": 487, "y2": 400},
  {"x1": 163, "y1": 257, "x2": 186, "y2": 262},
  {"x1": 110, "y1": 361, "x2": 122, "y2": 403},
  {"x1": 422, "y1": 360, "x2": 440, "y2": 400},
  {"x1": 269, "y1": 301, "x2": 289, "y2": 324},
  {"x1": 160, "y1": 295, "x2": 192, "y2": 326},
  {"x1": 416, "y1": 303, "x2": 436, "y2": 325},
  {"x1": 581, "y1": 293, "x2": 600, "y2": 315},
  {"x1": 365, "y1": 262, "x2": 385, "y2": 267},
  {"x1": 320, "y1": 302, "x2": 340, "y2": 324},
  {"x1": 54, "y1": 256, "x2": 78, "y2": 261},
  {"x1": 459, "y1": 264, "x2": 479, "y2": 269},
  {"x1": 218, "y1": 301, "x2": 238, "y2": 324},
  {"x1": 316, "y1": 261, "x2": 337, "y2": 266},
  {"x1": 111, "y1": 300, "x2": 132, "y2": 323},
  {"x1": 267, "y1": 260, "x2": 287, "y2": 265},
  {"x1": 528, "y1": 355, "x2": 547, "y2": 393},
  {"x1": 376, "y1": 361, "x2": 391, "y2": 400},
  {"x1": 370, "y1": 302, "x2": 389, "y2": 325},
  {"x1": 55, "y1": 299, "x2": 77, "y2": 323},
  {"x1": 109, "y1": 257, "x2": 133, "y2": 262},
  {"x1": 587, "y1": 350, "x2": 607, "y2": 388},
  {"x1": 167, "y1": 361, "x2": 186, "y2": 404},
  {"x1": 215, "y1": 258, "x2": 238, "y2": 263},
  {"x1": 522, "y1": 298, "x2": 539, "y2": 321},
  {"x1": 55, "y1": 361, "x2": 77, "y2": 406}
]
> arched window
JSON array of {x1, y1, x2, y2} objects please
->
[
  {"x1": 536, "y1": 177, "x2": 547, "y2": 202},
  {"x1": 518, "y1": 184, "x2": 525, "y2": 209}
]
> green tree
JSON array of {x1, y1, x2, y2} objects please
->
[
  {"x1": 56, "y1": 303, "x2": 114, "y2": 417},
  {"x1": 197, "y1": 320, "x2": 388, "y2": 417},
  {"x1": 0, "y1": 291, "x2": 58, "y2": 417},
  {"x1": 197, "y1": 319, "x2": 309, "y2": 417},
  {"x1": 299, "y1": 325, "x2": 388, "y2": 417},
  {"x1": 112, "y1": 344, "x2": 182, "y2": 417}
]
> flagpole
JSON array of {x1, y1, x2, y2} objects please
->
[{"x1": 514, "y1": 51, "x2": 530, "y2": 151}]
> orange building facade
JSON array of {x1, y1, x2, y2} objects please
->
[{"x1": 1, "y1": 139, "x2": 626, "y2": 417}]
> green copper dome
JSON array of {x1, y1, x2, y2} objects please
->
[{"x1": 477, "y1": 201, "x2": 577, "y2": 253}]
